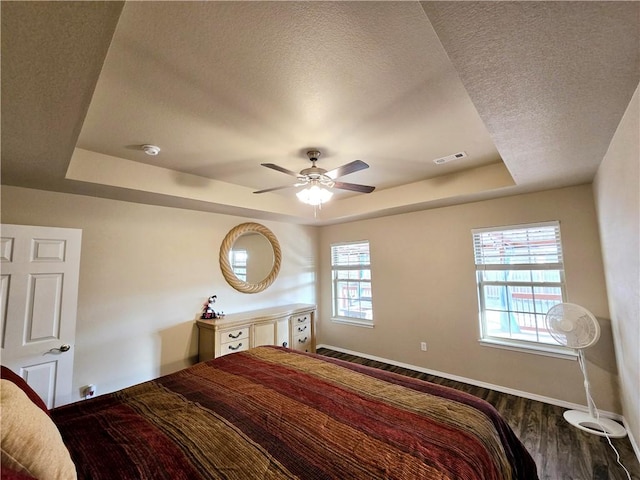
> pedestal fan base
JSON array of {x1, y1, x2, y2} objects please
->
[{"x1": 564, "y1": 410, "x2": 627, "y2": 438}]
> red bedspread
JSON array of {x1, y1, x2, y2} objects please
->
[{"x1": 52, "y1": 346, "x2": 538, "y2": 479}]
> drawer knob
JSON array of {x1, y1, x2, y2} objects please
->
[
  {"x1": 228, "y1": 331, "x2": 242, "y2": 339},
  {"x1": 297, "y1": 325, "x2": 307, "y2": 332},
  {"x1": 228, "y1": 343, "x2": 243, "y2": 351},
  {"x1": 298, "y1": 336, "x2": 308, "y2": 343},
  {"x1": 282, "y1": 341, "x2": 288, "y2": 347}
]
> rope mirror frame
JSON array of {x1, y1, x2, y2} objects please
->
[{"x1": 219, "y1": 222, "x2": 282, "y2": 294}]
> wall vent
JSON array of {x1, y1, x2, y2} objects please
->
[{"x1": 433, "y1": 151, "x2": 467, "y2": 165}]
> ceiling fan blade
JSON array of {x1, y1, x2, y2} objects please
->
[
  {"x1": 325, "y1": 160, "x2": 369, "y2": 180},
  {"x1": 253, "y1": 185, "x2": 295, "y2": 194},
  {"x1": 332, "y1": 181, "x2": 376, "y2": 193},
  {"x1": 261, "y1": 163, "x2": 302, "y2": 178}
]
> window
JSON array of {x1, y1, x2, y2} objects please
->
[
  {"x1": 229, "y1": 249, "x2": 247, "y2": 281},
  {"x1": 331, "y1": 241, "x2": 373, "y2": 326},
  {"x1": 472, "y1": 221, "x2": 568, "y2": 354}
]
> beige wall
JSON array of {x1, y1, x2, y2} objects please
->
[
  {"x1": 1, "y1": 177, "x2": 627, "y2": 419},
  {"x1": 319, "y1": 185, "x2": 621, "y2": 412},
  {"x1": 1, "y1": 186, "x2": 318, "y2": 401},
  {"x1": 593, "y1": 85, "x2": 639, "y2": 445}
]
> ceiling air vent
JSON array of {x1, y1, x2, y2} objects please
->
[{"x1": 433, "y1": 151, "x2": 467, "y2": 165}]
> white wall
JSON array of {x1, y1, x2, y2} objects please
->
[
  {"x1": 1, "y1": 186, "x2": 318, "y2": 401},
  {"x1": 319, "y1": 185, "x2": 620, "y2": 412},
  {"x1": 593, "y1": 84, "x2": 640, "y2": 447}
]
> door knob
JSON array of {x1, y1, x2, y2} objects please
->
[{"x1": 45, "y1": 344, "x2": 71, "y2": 355}]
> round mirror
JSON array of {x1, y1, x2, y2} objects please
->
[{"x1": 219, "y1": 223, "x2": 281, "y2": 293}]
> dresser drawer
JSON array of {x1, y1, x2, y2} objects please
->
[
  {"x1": 220, "y1": 327, "x2": 249, "y2": 343},
  {"x1": 293, "y1": 322, "x2": 311, "y2": 335},
  {"x1": 219, "y1": 340, "x2": 248, "y2": 356},
  {"x1": 293, "y1": 333, "x2": 312, "y2": 352},
  {"x1": 292, "y1": 314, "x2": 311, "y2": 327}
]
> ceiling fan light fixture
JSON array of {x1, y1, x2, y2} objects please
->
[
  {"x1": 254, "y1": 149, "x2": 374, "y2": 206},
  {"x1": 296, "y1": 184, "x2": 333, "y2": 206}
]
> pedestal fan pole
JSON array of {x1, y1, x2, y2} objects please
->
[{"x1": 578, "y1": 349, "x2": 597, "y2": 419}]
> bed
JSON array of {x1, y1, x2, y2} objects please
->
[{"x1": 2, "y1": 346, "x2": 538, "y2": 479}]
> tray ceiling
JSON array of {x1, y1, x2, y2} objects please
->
[{"x1": 2, "y1": 2, "x2": 638, "y2": 224}]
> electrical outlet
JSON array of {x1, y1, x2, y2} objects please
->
[
  {"x1": 82, "y1": 384, "x2": 96, "y2": 399},
  {"x1": 420, "y1": 342, "x2": 427, "y2": 351}
]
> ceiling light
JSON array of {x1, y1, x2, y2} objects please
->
[
  {"x1": 142, "y1": 144, "x2": 161, "y2": 156},
  {"x1": 296, "y1": 183, "x2": 333, "y2": 206}
]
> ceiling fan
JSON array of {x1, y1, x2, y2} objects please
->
[{"x1": 253, "y1": 150, "x2": 376, "y2": 196}]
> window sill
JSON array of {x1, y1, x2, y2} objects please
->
[
  {"x1": 331, "y1": 317, "x2": 374, "y2": 328},
  {"x1": 479, "y1": 338, "x2": 577, "y2": 360}
]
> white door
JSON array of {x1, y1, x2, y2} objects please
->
[{"x1": 1, "y1": 224, "x2": 82, "y2": 407}]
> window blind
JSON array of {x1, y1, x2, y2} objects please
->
[
  {"x1": 331, "y1": 241, "x2": 371, "y2": 267},
  {"x1": 472, "y1": 221, "x2": 563, "y2": 267}
]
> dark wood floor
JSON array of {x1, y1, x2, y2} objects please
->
[{"x1": 317, "y1": 348, "x2": 640, "y2": 480}]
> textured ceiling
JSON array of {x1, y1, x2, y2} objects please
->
[{"x1": 2, "y1": 2, "x2": 638, "y2": 225}]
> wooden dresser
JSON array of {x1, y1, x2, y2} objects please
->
[{"x1": 196, "y1": 304, "x2": 316, "y2": 361}]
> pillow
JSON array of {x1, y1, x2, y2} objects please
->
[
  {"x1": 0, "y1": 380, "x2": 77, "y2": 480},
  {"x1": 0, "y1": 367, "x2": 49, "y2": 416}
]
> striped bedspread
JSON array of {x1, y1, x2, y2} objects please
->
[{"x1": 52, "y1": 346, "x2": 538, "y2": 479}]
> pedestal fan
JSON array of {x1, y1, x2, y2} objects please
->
[{"x1": 545, "y1": 303, "x2": 626, "y2": 438}]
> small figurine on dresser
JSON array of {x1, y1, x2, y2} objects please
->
[
  {"x1": 201, "y1": 295, "x2": 218, "y2": 319},
  {"x1": 200, "y1": 295, "x2": 226, "y2": 319}
]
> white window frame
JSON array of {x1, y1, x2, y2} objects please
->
[
  {"x1": 472, "y1": 221, "x2": 574, "y2": 358},
  {"x1": 331, "y1": 241, "x2": 373, "y2": 327},
  {"x1": 229, "y1": 249, "x2": 247, "y2": 282}
]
